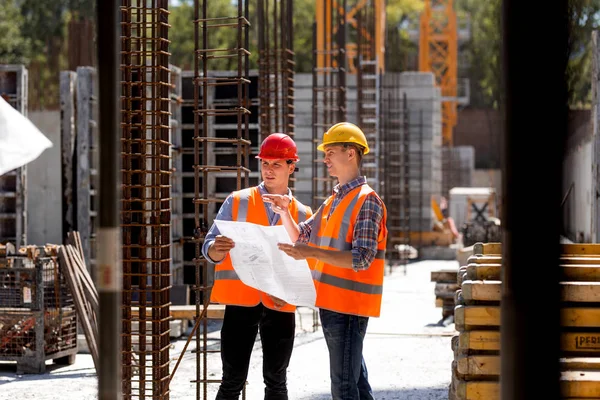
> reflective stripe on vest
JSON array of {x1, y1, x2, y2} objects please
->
[{"x1": 311, "y1": 269, "x2": 383, "y2": 295}]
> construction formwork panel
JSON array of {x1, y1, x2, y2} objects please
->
[
  {"x1": 0, "y1": 65, "x2": 28, "y2": 248},
  {"x1": 0, "y1": 248, "x2": 78, "y2": 374},
  {"x1": 59, "y1": 68, "x2": 98, "y2": 270},
  {"x1": 60, "y1": 71, "x2": 78, "y2": 240},
  {"x1": 169, "y1": 65, "x2": 184, "y2": 286},
  {"x1": 75, "y1": 67, "x2": 98, "y2": 270}
]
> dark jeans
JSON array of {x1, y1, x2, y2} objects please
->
[
  {"x1": 320, "y1": 309, "x2": 374, "y2": 400},
  {"x1": 215, "y1": 304, "x2": 295, "y2": 400}
]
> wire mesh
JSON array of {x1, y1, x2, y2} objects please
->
[
  {"x1": 120, "y1": 1, "x2": 172, "y2": 398},
  {"x1": 0, "y1": 248, "x2": 77, "y2": 368},
  {"x1": 311, "y1": 1, "x2": 347, "y2": 210},
  {"x1": 193, "y1": 1, "x2": 251, "y2": 398}
]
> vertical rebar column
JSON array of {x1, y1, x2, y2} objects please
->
[
  {"x1": 312, "y1": 0, "x2": 347, "y2": 210},
  {"x1": 258, "y1": 0, "x2": 295, "y2": 188},
  {"x1": 258, "y1": 0, "x2": 295, "y2": 139},
  {"x1": 380, "y1": 73, "x2": 407, "y2": 271},
  {"x1": 120, "y1": 1, "x2": 172, "y2": 399},
  {"x1": 356, "y1": 3, "x2": 381, "y2": 192},
  {"x1": 401, "y1": 91, "x2": 411, "y2": 270},
  {"x1": 193, "y1": 1, "x2": 251, "y2": 398}
]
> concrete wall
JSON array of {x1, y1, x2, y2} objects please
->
[
  {"x1": 562, "y1": 30, "x2": 600, "y2": 242},
  {"x1": 454, "y1": 108, "x2": 503, "y2": 169},
  {"x1": 27, "y1": 110, "x2": 62, "y2": 245}
]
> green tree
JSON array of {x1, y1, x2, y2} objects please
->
[
  {"x1": 0, "y1": 0, "x2": 31, "y2": 64},
  {"x1": 566, "y1": 0, "x2": 600, "y2": 108},
  {"x1": 455, "y1": 0, "x2": 502, "y2": 108},
  {"x1": 385, "y1": 0, "x2": 423, "y2": 72},
  {"x1": 455, "y1": 0, "x2": 600, "y2": 109}
]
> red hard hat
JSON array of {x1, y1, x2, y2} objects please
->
[{"x1": 256, "y1": 133, "x2": 299, "y2": 162}]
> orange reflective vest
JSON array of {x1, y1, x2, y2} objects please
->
[
  {"x1": 308, "y1": 184, "x2": 387, "y2": 317},
  {"x1": 210, "y1": 186, "x2": 313, "y2": 313}
]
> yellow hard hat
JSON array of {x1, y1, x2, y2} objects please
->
[{"x1": 317, "y1": 122, "x2": 370, "y2": 155}]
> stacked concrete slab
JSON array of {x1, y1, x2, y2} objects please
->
[
  {"x1": 442, "y1": 146, "x2": 475, "y2": 197},
  {"x1": 399, "y1": 72, "x2": 443, "y2": 232}
]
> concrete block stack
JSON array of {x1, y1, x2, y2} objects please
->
[
  {"x1": 398, "y1": 72, "x2": 443, "y2": 232},
  {"x1": 450, "y1": 242, "x2": 600, "y2": 399},
  {"x1": 442, "y1": 146, "x2": 475, "y2": 197}
]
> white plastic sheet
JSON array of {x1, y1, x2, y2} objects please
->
[{"x1": 0, "y1": 96, "x2": 53, "y2": 175}]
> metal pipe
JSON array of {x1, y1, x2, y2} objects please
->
[
  {"x1": 500, "y1": 1, "x2": 567, "y2": 399},
  {"x1": 96, "y1": 0, "x2": 122, "y2": 399}
]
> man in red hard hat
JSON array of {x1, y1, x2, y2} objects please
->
[{"x1": 202, "y1": 133, "x2": 313, "y2": 400}]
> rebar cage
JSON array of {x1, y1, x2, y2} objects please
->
[
  {"x1": 312, "y1": 1, "x2": 347, "y2": 210},
  {"x1": 193, "y1": 1, "x2": 251, "y2": 398},
  {"x1": 258, "y1": 0, "x2": 296, "y2": 189},
  {"x1": 120, "y1": 1, "x2": 172, "y2": 398}
]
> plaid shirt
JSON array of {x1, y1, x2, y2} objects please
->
[{"x1": 298, "y1": 176, "x2": 384, "y2": 271}]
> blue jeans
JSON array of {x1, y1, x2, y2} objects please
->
[{"x1": 319, "y1": 309, "x2": 374, "y2": 400}]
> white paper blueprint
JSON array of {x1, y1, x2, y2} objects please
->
[{"x1": 213, "y1": 220, "x2": 317, "y2": 307}]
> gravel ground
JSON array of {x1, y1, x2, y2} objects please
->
[{"x1": 0, "y1": 260, "x2": 458, "y2": 400}]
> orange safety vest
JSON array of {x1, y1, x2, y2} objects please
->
[
  {"x1": 210, "y1": 186, "x2": 313, "y2": 313},
  {"x1": 308, "y1": 184, "x2": 388, "y2": 317}
]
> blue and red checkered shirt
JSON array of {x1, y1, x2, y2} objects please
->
[{"x1": 298, "y1": 176, "x2": 385, "y2": 271}]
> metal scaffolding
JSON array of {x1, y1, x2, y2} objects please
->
[
  {"x1": 120, "y1": 1, "x2": 172, "y2": 398},
  {"x1": 192, "y1": 1, "x2": 251, "y2": 398},
  {"x1": 312, "y1": 1, "x2": 347, "y2": 210},
  {"x1": 0, "y1": 65, "x2": 28, "y2": 248}
]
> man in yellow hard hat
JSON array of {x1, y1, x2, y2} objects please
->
[{"x1": 264, "y1": 122, "x2": 388, "y2": 400}]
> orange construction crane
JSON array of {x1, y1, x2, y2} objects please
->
[
  {"x1": 316, "y1": 0, "x2": 386, "y2": 74},
  {"x1": 418, "y1": 0, "x2": 458, "y2": 146}
]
